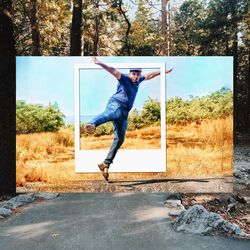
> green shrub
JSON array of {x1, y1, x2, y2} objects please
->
[
  {"x1": 166, "y1": 87, "x2": 233, "y2": 125},
  {"x1": 16, "y1": 100, "x2": 65, "y2": 134},
  {"x1": 94, "y1": 122, "x2": 113, "y2": 137}
]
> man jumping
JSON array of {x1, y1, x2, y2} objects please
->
[{"x1": 84, "y1": 57, "x2": 172, "y2": 181}]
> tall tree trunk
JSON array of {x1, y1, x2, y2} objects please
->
[
  {"x1": 83, "y1": 40, "x2": 90, "y2": 55},
  {"x1": 31, "y1": 0, "x2": 41, "y2": 55},
  {"x1": 0, "y1": 2, "x2": 16, "y2": 195},
  {"x1": 162, "y1": 0, "x2": 170, "y2": 55},
  {"x1": 233, "y1": 38, "x2": 239, "y2": 137},
  {"x1": 225, "y1": 14, "x2": 230, "y2": 55},
  {"x1": 93, "y1": 0, "x2": 100, "y2": 56},
  {"x1": 70, "y1": 0, "x2": 83, "y2": 56},
  {"x1": 161, "y1": 0, "x2": 167, "y2": 55},
  {"x1": 167, "y1": 0, "x2": 171, "y2": 55},
  {"x1": 231, "y1": 0, "x2": 239, "y2": 140},
  {"x1": 247, "y1": 46, "x2": 250, "y2": 132}
]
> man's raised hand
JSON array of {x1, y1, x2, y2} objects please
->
[
  {"x1": 166, "y1": 68, "x2": 173, "y2": 74},
  {"x1": 91, "y1": 57, "x2": 121, "y2": 80},
  {"x1": 92, "y1": 56, "x2": 100, "y2": 64}
]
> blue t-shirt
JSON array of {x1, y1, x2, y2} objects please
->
[{"x1": 111, "y1": 73, "x2": 145, "y2": 111}]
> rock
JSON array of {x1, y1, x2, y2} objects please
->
[
  {"x1": 0, "y1": 208, "x2": 12, "y2": 217},
  {"x1": 173, "y1": 205, "x2": 245, "y2": 237},
  {"x1": 241, "y1": 215, "x2": 250, "y2": 225},
  {"x1": 226, "y1": 195, "x2": 236, "y2": 204},
  {"x1": 164, "y1": 193, "x2": 182, "y2": 201},
  {"x1": 234, "y1": 172, "x2": 241, "y2": 179},
  {"x1": 3, "y1": 194, "x2": 35, "y2": 209},
  {"x1": 169, "y1": 210, "x2": 185, "y2": 217},
  {"x1": 233, "y1": 195, "x2": 247, "y2": 204},
  {"x1": 214, "y1": 198, "x2": 221, "y2": 204},
  {"x1": 33, "y1": 193, "x2": 59, "y2": 200},
  {"x1": 164, "y1": 199, "x2": 185, "y2": 209},
  {"x1": 227, "y1": 203, "x2": 236, "y2": 212},
  {"x1": 0, "y1": 193, "x2": 59, "y2": 219}
]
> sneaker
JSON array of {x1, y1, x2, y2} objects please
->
[
  {"x1": 98, "y1": 162, "x2": 109, "y2": 181},
  {"x1": 84, "y1": 123, "x2": 96, "y2": 134}
]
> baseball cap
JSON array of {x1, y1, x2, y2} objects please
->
[{"x1": 129, "y1": 68, "x2": 142, "y2": 72}]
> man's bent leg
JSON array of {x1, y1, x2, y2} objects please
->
[
  {"x1": 104, "y1": 118, "x2": 128, "y2": 166},
  {"x1": 89, "y1": 100, "x2": 122, "y2": 127}
]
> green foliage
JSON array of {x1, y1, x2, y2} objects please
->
[
  {"x1": 128, "y1": 0, "x2": 163, "y2": 56},
  {"x1": 166, "y1": 97, "x2": 190, "y2": 124},
  {"x1": 141, "y1": 98, "x2": 161, "y2": 124},
  {"x1": 13, "y1": 0, "x2": 71, "y2": 55},
  {"x1": 172, "y1": 0, "x2": 248, "y2": 56},
  {"x1": 166, "y1": 87, "x2": 233, "y2": 125},
  {"x1": 83, "y1": 0, "x2": 126, "y2": 55},
  {"x1": 127, "y1": 98, "x2": 161, "y2": 130},
  {"x1": 172, "y1": 0, "x2": 206, "y2": 55},
  {"x1": 16, "y1": 100, "x2": 65, "y2": 134},
  {"x1": 94, "y1": 122, "x2": 113, "y2": 137},
  {"x1": 127, "y1": 108, "x2": 145, "y2": 130}
]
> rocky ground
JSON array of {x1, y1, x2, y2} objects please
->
[
  {"x1": 178, "y1": 136, "x2": 250, "y2": 237},
  {"x1": 177, "y1": 136, "x2": 250, "y2": 237},
  {"x1": 181, "y1": 193, "x2": 250, "y2": 236}
]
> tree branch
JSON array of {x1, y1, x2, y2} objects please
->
[{"x1": 117, "y1": 0, "x2": 131, "y2": 55}]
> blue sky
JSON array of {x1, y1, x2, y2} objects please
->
[{"x1": 16, "y1": 56, "x2": 233, "y2": 117}]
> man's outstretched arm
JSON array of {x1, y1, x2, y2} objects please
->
[
  {"x1": 144, "y1": 68, "x2": 173, "y2": 81},
  {"x1": 92, "y1": 57, "x2": 121, "y2": 80}
]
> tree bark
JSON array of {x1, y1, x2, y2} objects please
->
[
  {"x1": 93, "y1": 0, "x2": 100, "y2": 56},
  {"x1": 70, "y1": 0, "x2": 83, "y2": 56},
  {"x1": 31, "y1": 0, "x2": 41, "y2": 55},
  {"x1": 0, "y1": 2, "x2": 16, "y2": 195},
  {"x1": 231, "y1": 0, "x2": 239, "y2": 140},
  {"x1": 247, "y1": 46, "x2": 250, "y2": 132},
  {"x1": 225, "y1": 12, "x2": 230, "y2": 55},
  {"x1": 167, "y1": 0, "x2": 171, "y2": 55},
  {"x1": 161, "y1": 0, "x2": 167, "y2": 55},
  {"x1": 83, "y1": 40, "x2": 90, "y2": 56}
]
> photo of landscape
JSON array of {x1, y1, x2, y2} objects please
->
[
  {"x1": 16, "y1": 56, "x2": 233, "y2": 192},
  {"x1": 79, "y1": 67, "x2": 162, "y2": 150}
]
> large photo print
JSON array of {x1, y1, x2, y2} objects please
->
[
  {"x1": 76, "y1": 58, "x2": 167, "y2": 174},
  {"x1": 16, "y1": 56, "x2": 233, "y2": 192}
]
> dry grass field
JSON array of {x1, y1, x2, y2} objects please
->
[
  {"x1": 16, "y1": 116, "x2": 233, "y2": 190},
  {"x1": 80, "y1": 126, "x2": 161, "y2": 150},
  {"x1": 166, "y1": 116, "x2": 233, "y2": 177}
]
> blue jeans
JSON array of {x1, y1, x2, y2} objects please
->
[{"x1": 90, "y1": 98, "x2": 128, "y2": 165}]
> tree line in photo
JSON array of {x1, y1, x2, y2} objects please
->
[
  {"x1": 1, "y1": 0, "x2": 249, "y2": 133},
  {"x1": 16, "y1": 87, "x2": 233, "y2": 135}
]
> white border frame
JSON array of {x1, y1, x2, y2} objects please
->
[{"x1": 74, "y1": 63, "x2": 166, "y2": 172}]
